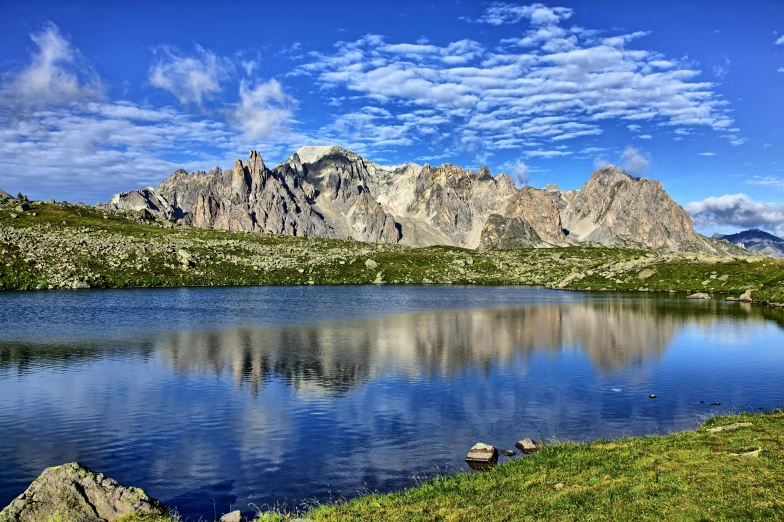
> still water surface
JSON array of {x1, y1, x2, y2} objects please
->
[{"x1": 1, "y1": 286, "x2": 783, "y2": 519}]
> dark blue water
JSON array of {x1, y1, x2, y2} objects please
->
[{"x1": 1, "y1": 286, "x2": 783, "y2": 519}]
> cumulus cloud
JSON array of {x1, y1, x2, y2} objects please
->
[
  {"x1": 230, "y1": 79, "x2": 296, "y2": 139},
  {"x1": 620, "y1": 146, "x2": 650, "y2": 175},
  {"x1": 775, "y1": 35, "x2": 784, "y2": 45},
  {"x1": 472, "y1": 3, "x2": 574, "y2": 26},
  {"x1": 686, "y1": 194, "x2": 784, "y2": 235},
  {"x1": 295, "y1": 11, "x2": 737, "y2": 158},
  {"x1": 0, "y1": 22, "x2": 105, "y2": 108},
  {"x1": 149, "y1": 45, "x2": 232, "y2": 104}
]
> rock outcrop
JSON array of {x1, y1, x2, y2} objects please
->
[
  {"x1": 713, "y1": 229, "x2": 784, "y2": 259},
  {"x1": 99, "y1": 147, "x2": 743, "y2": 255},
  {"x1": 479, "y1": 214, "x2": 543, "y2": 250},
  {"x1": 0, "y1": 462, "x2": 167, "y2": 522},
  {"x1": 0, "y1": 189, "x2": 11, "y2": 201}
]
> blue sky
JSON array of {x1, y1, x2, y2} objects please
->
[{"x1": 1, "y1": 0, "x2": 783, "y2": 235}]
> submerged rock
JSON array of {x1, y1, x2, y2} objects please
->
[
  {"x1": 0, "y1": 462, "x2": 167, "y2": 522},
  {"x1": 685, "y1": 292, "x2": 710, "y2": 300},
  {"x1": 501, "y1": 449, "x2": 516, "y2": 457}
]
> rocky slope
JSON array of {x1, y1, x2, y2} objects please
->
[
  {"x1": 713, "y1": 229, "x2": 784, "y2": 259},
  {"x1": 99, "y1": 147, "x2": 740, "y2": 255},
  {"x1": 0, "y1": 189, "x2": 11, "y2": 201}
]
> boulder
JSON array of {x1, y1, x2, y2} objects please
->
[
  {"x1": 685, "y1": 292, "x2": 710, "y2": 300},
  {"x1": 365, "y1": 258, "x2": 378, "y2": 270},
  {"x1": 501, "y1": 449, "x2": 516, "y2": 457},
  {"x1": 465, "y1": 443, "x2": 498, "y2": 464},
  {"x1": 219, "y1": 510, "x2": 244, "y2": 522},
  {"x1": 0, "y1": 462, "x2": 167, "y2": 522},
  {"x1": 739, "y1": 289, "x2": 753, "y2": 302},
  {"x1": 515, "y1": 438, "x2": 538, "y2": 454}
]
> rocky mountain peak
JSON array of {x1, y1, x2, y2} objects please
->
[{"x1": 97, "y1": 146, "x2": 743, "y2": 255}]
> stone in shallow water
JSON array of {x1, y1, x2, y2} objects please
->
[
  {"x1": 515, "y1": 438, "x2": 538, "y2": 454},
  {"x1": 219, "y1": 510, "x2": 244, "y2": 522},
  {"x1": 0, "y1": 462, "x2": 167, "y2": 522},
  {"x1": 685, "y1": 292, "x2": 710, "y2": 300},
  {"x1": 501, "y1": 449, "x2": 516, "y2": 457},
  {"x1": 465, "y1": 443, "x2": 498, "y2": 470}
]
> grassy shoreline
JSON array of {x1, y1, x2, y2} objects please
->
[
  {"x1": 111, "y1": 411, "x2": 784, "y2": 521},
  {"x1": 2, "y1": 200, "x2": 784, "y2": 307}
]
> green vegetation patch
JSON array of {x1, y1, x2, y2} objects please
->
[{"x1": 304, "y1": 411, "x2": 784, "y2": 522}]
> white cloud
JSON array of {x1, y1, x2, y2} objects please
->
[
  {"x1": 525, "y1": 150, "x2": 573, "y2": 158},
  {"x1": 636, "y1": 134, "x2": 652, "y2": 139},
  {"x1": 230, "y1": 79, "x2": 296, "y2": 139},
  {"x1": 746, "y1": 175, "x2": 784, "y2": 189},
  {"x1": 0, "y1": 22, "x2": 105, "y2": 108},
  {"x1": 698, "y1": 152, "x2": 717, "y2": 156},
  {"x1": 296, "y1": 17, "x2": 738, "y2": 158},
  {"x1": 471, "y1": 3, "x2": 573, "y2": 26},
  {"x1": 593, "y1": 157, "x2": 609, "y2": 169},
  {"x1": 620, "y1": 146, "x2": 650, "y2": 175},
  {"x1": 778, "y1": 67, "x2": 784, "y2": 73},
  {"x1": 149, "y1": 45, "x2": 232, "y2": 104},
  {"x1": 511, "y1": 159, "x2": 530, "y2": 185},
  {"x1": 775, "y1": 35, "x2": 784, "y2": 45},
  {"x1": 686, "y1": 194, "x2": 784, "y2": 234}
]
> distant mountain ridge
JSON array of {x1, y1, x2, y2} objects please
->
[
  {"x1": 713, "y1": 229, "x2": 784, "y2": 258},
  {"x1": 98, "y1": 146, "x2": 742, "y2": 256}
]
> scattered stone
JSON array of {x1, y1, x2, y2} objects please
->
[
  {"x1": 0, "y1": 462, "x2": 167, "y2": 522},
  {"x1": 685, "y1": 292, "x2": 710, "y2": 300},
  {"x1": 14, "y1": 203, "x2": 30, "y2": 213},
  {"x1": 739, "y1": 289, "x2": 753, "y2": 302},
  {"x1": 465, "y1": 443, "x2": 498, "y2": 464},
  {"x1": 649, "y1": 394, "x2": 657, "y2": 399},
  {"x1": 554, "y1": 483, "x2": 565, "y2": 490},
  {"x1": 501, "y1": 449, "x2": 516, "y2": 457},
  {"x1": 9, "y1": 213, "x2": 18, "y2": 219},
  {"x1": 219, "y1": 510, "x2": 244, "y2": 522},
  {"x1": 708, "y1": 422, "x2": 752, "y2": 433},
  {"x1": 637, "y1": 268, "x2": 655, "y2": 280},
  {"x1": 551, "y1": 252, "x2": 566, "y2": 261},
  {"x1": 177, "y1": 249, "x2": 194, "y2": 268},
  {"x1": 729, "y1": 448, "x2": 762, "y2": 457},
  {"x1": 515, "y1": 438, "x2": 538, "y2": 454},
  {"x1": 365, "y1": 258, "x2": 378, "y2": 270},
  {"x1": 726, "y1": 296, "x2": 740, "y2": 301}
]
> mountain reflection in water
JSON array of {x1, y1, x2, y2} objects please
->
[{"x1": 1, "y1": 287, "x2": 783, "y2": 520}]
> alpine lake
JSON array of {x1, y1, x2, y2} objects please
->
[{"x1": 1, "y1": 286, "x2": 782, "y2": 519}]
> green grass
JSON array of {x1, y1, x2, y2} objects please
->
[
  {"x1": 106, "y1": 412, "x2": 784, "y2": 521},
  {"x1": 2, "y1": 200, "x2": 784, "y2": 304},
  {"x1": 303, "y1": 411, "x2": 784, "y2": 522}
]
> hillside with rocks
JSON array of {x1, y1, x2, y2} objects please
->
[
  {"x1": 713, "y1": 229, "x2": 784, "y2": 259},
  {"x1": 99, "y1": 146, "x2": 739, "y2": 255}
]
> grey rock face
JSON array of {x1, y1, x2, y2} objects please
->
[
  {"x1": 561, "y1": 165, "x2": 739, "y2": 255},
  {"x1": 0, "y1": 189, "x2": 11, "y2": 201},
  {"x1": 98, "y1": 148, "x2": 744, "y2": 255},
  {"x1": 0, "y1": 462, "x2": 167, "y2": 522},
  {"x1": 98, "y1": 186, "x2": 175, "y2": 220},
  {"x1": 713, "y1": 229, "x2": 784, "y2": 259},
  {"x1": 479, "y1": 214, "x2": 543, "y2": 250}
]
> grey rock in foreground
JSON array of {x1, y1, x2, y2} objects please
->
[
  {"x1": 465, "y1": 443, "x2": 498, "y2": 464},
  {"x1": 0, "y1": 462, "x2": 167, "y2": 522}
]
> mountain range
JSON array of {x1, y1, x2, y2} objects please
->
[
  {"x1": 98, "y1": 146, "x2": 741, "y2": 255},
  {"x1": 713, "y1": 229, "x2": 784, "y2": 258}
]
